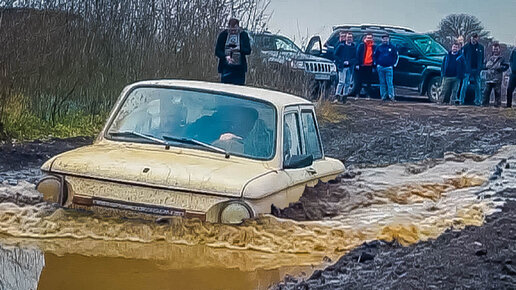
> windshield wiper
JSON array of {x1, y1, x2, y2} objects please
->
[
  {"x1": 109, "y1": 131, "x2": 169, "y2": 146},
  {"x1": 162, "y1": 135, "x2": 230, "y2": 158}
]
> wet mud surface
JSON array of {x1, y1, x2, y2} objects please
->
[
  {"x1": 321, "y1": 100, "x2": 516, "y2": 165},
  {"x1": 275, "y1": 196, "x2": 516, "y2": 289},
  {"x1": 0, "y1": 100, "x2": 515, "y2": 289}
]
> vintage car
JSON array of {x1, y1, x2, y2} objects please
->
[{"x1": 37, "y1": 80, "x2": 345, "y2": 224}]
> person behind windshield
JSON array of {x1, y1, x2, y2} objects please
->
[
  {"x1": 334, "y1": 31, "x2": 357, "y2": 102},
  {"x1": 374, "y1": 34, "x2": 399, "y2": 101},
  {"x1": 507, "y1": 38, "x2": 516, "y2": 108},
  {"x1": 459, "y1": 33, "x2": 484, "y2": 106},
  {"x1": 440, "y1": 42, "x2": 466, "y2": 105},
  {"x1": 348, "y1": 33, "x2": 376, "y2": 99},
  {"x1": 215, "y1": 18, "x2": 251, "y2": 85},
  {"x1": 482, "y1": 42, "x2": 509, "y2": 107}
]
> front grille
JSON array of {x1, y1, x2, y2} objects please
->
[{"x1": 305, "y1": 61, "x2": 333, "y2": 73}]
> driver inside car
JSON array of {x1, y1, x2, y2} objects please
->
[{"x1": 211, "y1": 107, "x2": 259, "y2": 154}]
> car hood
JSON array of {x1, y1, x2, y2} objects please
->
[
  {"x1": 45, "y1": 144, "x2": 275, "y2": 198},
  {"x1": 260, "y1": 50, "x2": 333, "y2": 64}
]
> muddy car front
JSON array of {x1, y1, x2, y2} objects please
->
[{"x1": 37, "y1": 143, "x2": 281, "y2": 224}]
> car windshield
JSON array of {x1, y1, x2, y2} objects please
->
[
  {"x1": 107, "y1": 87, "x2": 277, "y2": 160},
  {"x1": 254, "y1": 35, "x2": 301, "y2": 53},
  {"x1": 412, "y1": 36, "x2": 447, "y2": 56}
]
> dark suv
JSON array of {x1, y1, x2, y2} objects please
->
[
  {"x1": 306, "y1": 24, "x2": 447, "y2": 102},
  {"x1": 250, "y1": 32, "x2": 337, "y2": 100}
]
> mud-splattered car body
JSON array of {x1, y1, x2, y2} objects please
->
[{"x1": 37, "y1": 80, "x2": 344, "y2": 223}]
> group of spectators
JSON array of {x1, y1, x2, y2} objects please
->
[
  {"x1": 440, "y1": 33, "x2": 516, "y2": 108},
  {"x1": 214, "y1": 18, "x2": 516, "y2": 108},
  {"x1": 333, "y1": 31, "x2": 399, "y2": 102}
]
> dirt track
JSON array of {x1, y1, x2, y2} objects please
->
[
  {"x1": 320, "y1": 99, "x2": 516, "y2": 166},
  {"x1": 1, "y1": 99, "x2": 515, "y2": 289}
]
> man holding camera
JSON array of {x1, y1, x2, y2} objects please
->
[{"x1": 215, "y1": 18, "x2": 252, "y2": 85}]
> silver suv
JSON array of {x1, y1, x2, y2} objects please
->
[{"x1": 250, "y1": 32, "x2": 337, "y2": 100}]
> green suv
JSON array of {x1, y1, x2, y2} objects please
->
[{"x1": 306, "y1": 24, "x2": 447, "y2": 102}]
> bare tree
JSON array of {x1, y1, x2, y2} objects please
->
[{"x1": 433, "y1": 14, "x2": 491, "y2": 49}]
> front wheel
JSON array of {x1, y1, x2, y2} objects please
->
[{"x1": 426, "y1": 76, "x2": 441, "y2": 103}]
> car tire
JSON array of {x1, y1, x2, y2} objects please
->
[{"x1": 426, "y1": 76, "x2": 441, "y2": 103}]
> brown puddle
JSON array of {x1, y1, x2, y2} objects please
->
[{"x1": 0, "y1": 146, "x2": 514, "y2": 290}]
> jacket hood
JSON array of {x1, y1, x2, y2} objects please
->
[{"x1": 45, "y1": 144, "x2": 274, "y2": 198}]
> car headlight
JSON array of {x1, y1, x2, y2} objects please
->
[
  {"x1": 220, "y1": 202, "x2": 253, "y2": 224},
  {"x1": 36, "y1": 175, "x2": 62, "y2": 203},
  {"x1": 290, "y1": 60, "x2": 305, "y2": 70}
]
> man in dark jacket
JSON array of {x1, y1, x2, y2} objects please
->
[
  {"x1": 507, "y1": 40, "x2": 516, "y2": 108},
  {"x1": 440, "y1": 42, "x2": 466, "y2": 104},
  {"x1": 374, "y1": 34, "x2": 398, "y2": 101},
  {"x1": 349, "y1": 33, "x2": 376, "y2": 99},
  {"x1": 334, "y1": 31, "x2": 357, "y2": 101},
  {"x1": 215, "y1": 18, "x2": 251, "y2": 85},
  {"x1": 483, "y1": 42, "x2": 509, "y2": 107},
  {"x1": 459, "y1": 33, "x2": 484, "y2": 105}
]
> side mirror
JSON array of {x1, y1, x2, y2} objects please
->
[{"x1": 284, "y1": 154, "x2": 313, "y2": 169}]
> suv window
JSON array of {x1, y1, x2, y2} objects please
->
[
  {"x1": 412, "y1": 36, "x2": 447, "y2": 56},
  {"x1": 253, "y1": 35, "x2": 300, "y2": 53},
  {"x1": 301, "y1": 110, "x2": 322, "y2": 160},
  {"x1": 283, "y1": 112, "x2": 302, "y2": 162},
  {"x1": 390, "y1": 38, "x2": 414, "y2": 56}
]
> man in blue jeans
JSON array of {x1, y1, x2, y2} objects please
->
[
  {"x1": 334, "y1": 31, "x2": 357, "y2": 102},
  {"x1": 460, "y1": 33, "x2": 484, "y2": 105},
  {"x1": 374, "y1": 34, "x2": 399, "y2": 101}
]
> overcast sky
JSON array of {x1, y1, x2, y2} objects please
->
[{"x1": 266, "y1": 0, "x2": 516, "y2": 47}]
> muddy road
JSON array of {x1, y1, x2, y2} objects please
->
[{"x1": 0, "y1": 100, "x2": 515, "y2": 290}]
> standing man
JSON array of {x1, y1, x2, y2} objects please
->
[
  {"x1": 349, "y1": 33, "x2": 376, "y2": 99},
  {"x1": 215, "y1": 18, "x2": 251, "y2": 85},
  {"x1": 440, "y1": 42, "x2": 466, "y2": 104},
  {"x1": 460, "y1": 33, "x2": 484, "y2": 105},
  {"x1": 483, "y1": 43, "x2": 509, "y2": 107},
  {"x1": 374, "y1": 34, "x2": 399, "y2": 101},
  {"x1": 334, "y1": 31, "x2": 357, "y2": 102},
  {"x1": 507, "y1": 40, "x2": 516, "y2": 108}
]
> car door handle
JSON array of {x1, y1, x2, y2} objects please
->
[{"x1": 306, "y1": 167, "x2": 317, "y2": 175}]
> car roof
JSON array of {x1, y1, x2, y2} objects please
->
[
  {"x1": 126, "y1": 80, "x2": 312, "y2": 108},
  {"x1": 332, "y1": 24, "x2": 415, "y2": 33}
]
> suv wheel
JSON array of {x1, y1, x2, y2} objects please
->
[{"x1": 426, "y1": 76, "x2": 441, "y2": 103}]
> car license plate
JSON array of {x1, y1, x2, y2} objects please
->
[{"x1": 315, "y1": 74, "x2": 330, "y2": 80}]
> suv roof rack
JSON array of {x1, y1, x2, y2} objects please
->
[{"x1": 332, "y1": 24, "x2": 415, "y2": 33}]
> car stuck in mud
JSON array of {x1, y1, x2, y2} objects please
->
[{"x1": 36, "y1": 80, "x2": 345, "y2": 224}]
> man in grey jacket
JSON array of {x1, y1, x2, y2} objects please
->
[{"x1": 483, "y1": 43, "x2": 509, "y2": 107}]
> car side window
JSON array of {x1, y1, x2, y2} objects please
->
[
  {"x1": 391, "y1": 38, "x2": 412, "y2": 55},
  {"x1": 283, "y1": 112, "x2": 302, "y2": 162},
  {"x1": 301, "y1": 111, "x2": 322, "y2": 160}
]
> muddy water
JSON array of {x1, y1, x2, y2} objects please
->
[{"x1": 0, "y1": 146, "x2": 514, "y2": 290}]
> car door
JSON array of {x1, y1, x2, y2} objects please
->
[
  {"x1": 282, "y1": 107, "x2": 317, "y2": 189},
  {"x1": 298, "y1": 106, "x2": 330, "y2": 181},
  {"x1": 390, "y1": 37, "x2": 424, "y2": 87}
]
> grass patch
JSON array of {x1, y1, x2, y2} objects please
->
[
  {"x1": 3, "y1": 111, "x2": 106, "y2": 141},
  {"x1": 315, "y1": 99, "x2": 347, "y2": 124}
]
